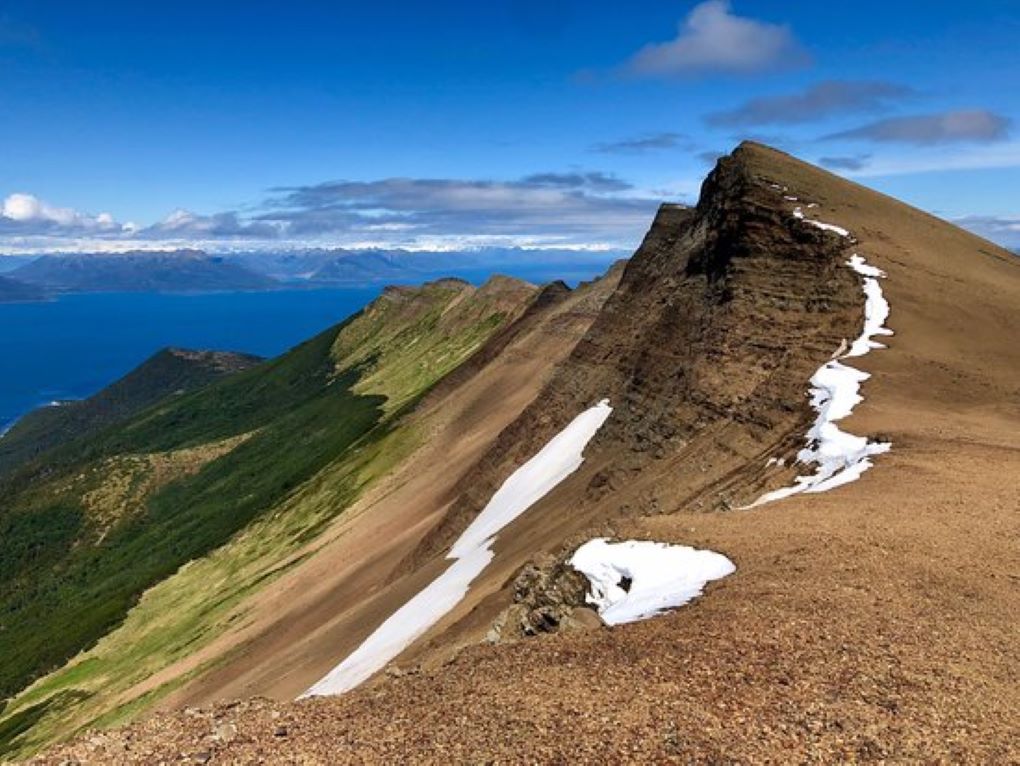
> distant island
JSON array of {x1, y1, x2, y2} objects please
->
[{"x1": 0, "y1": 274, "x2": 48, "y2": 302}]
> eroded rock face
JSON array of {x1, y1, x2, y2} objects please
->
[
  {"x1": 408, "y1": 143, "x2": 864, "y2": 568},
  {"x1": 488, "y1": 554, "x2": 604, "y2": 641}
]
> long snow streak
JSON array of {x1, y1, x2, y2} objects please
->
[
  {"x1": 570, "y1": 538, "x2": 734, "y2": 625},
  {"x1": 302, "y1": 399, "x2": 614, "y2": 697},
  {"x1": 745, "y1": 208, "x2": 893, "y2": 508}
]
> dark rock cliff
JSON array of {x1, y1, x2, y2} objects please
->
[{"x1": 404, "y1": 143, "x2": 865, "y2": 567}]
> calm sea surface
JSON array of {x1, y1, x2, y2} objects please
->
[
  {"x1": 0, "y1": 261, "x2": 618, "y2": 433},
  {"x1": 0, "y1": 288, "x2": 380, "y2": 432}
]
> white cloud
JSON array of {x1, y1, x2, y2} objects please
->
[
  {"x1": 161, "y1": 209, "x2": 196, "y2": 228},
  {"x1": 2, "y1": 193, "x2": 39, "y2": 221},
  {"x1": 1, "y1": 192, "x2": 120, "y2": 230},
  {"x1": 1, "y1": 168, "x2": 660, "y2": 253},
  {"x1": 623, "y1": 0, "x2": 807, "y2": 77}
]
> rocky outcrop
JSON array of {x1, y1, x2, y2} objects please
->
[
  {"x1": 407, "y1": 142, "x2": 864, "y2": 567},
  {"x1": 487, "y1": 554, "x2": 603, "y2": 642}
]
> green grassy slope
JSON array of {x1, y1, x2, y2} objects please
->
[
  {"x1": 0, "y1": 348, "x2": 262, "y2": 477},
  {"x1": 0, "y1": 275, "x2": 539, "y2": 758},
  {"x1": 332, "y1": 276, "x2": 536, "y2": 411},
  {"x1": 0, "y1": 323, "x2": 385, "y2": 702}
]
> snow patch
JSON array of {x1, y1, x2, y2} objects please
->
[
  {"x1": 449, "y1": 399, "x2": 614, "y2": 558},
  {"x1": 746, "y1": 208, "x2": 893, "y2": 508},
  {"x1": 570, "y1": 538, "x2": 735, "y2": 625},
  {"x1": 792, "y1": 206, "x2": 850, "y2": 237},
  {"x1": 845, "y1": 255, "x2": 893, "y2": 357},
  {"x1": 302, "y1": 399, "x2": 614, "y2": 697}
]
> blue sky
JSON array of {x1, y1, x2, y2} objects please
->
[{"x1": 1, "y1": 0, "x2": 1018, "y2": 252}]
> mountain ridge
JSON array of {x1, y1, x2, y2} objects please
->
[
  {"x1": 4, "y1": 143, "x2": 1019, "y2": 762},
  {"x1": 0, "y1": 348, "x2": 263, "y2": 477},
  {"x1": 9, "y1": 251, "x2": 276, "y2": 294},
  {"x1": 0, "y1": 272, "x2": 550, "y2": 754}
]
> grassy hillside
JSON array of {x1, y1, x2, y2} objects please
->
[
  {"x1": 0, "y1": 323, "x2": 385, "y2": 703},
  {"x1": 0, "y1": 348, "x2": 262, "y2": 477},
  {"x1": 332, "y1": 276, "x2": 536, "y2": 411},
  {"x1": 0, "y1": 275, "x2": 538, "y2": 758}
]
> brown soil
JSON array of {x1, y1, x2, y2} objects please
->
[
  {"x1": 30, "y1": 143, "x2": 1020, "y2": 764},
  {"x1": 107, "y1": 263, "x2": 623, "y2": 710}
]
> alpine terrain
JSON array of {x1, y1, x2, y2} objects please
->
[{"x1": 2, "y1": 143, "x2": 1017, "y2": 763}]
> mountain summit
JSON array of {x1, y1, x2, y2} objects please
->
[{"x1": 5, "y1": 144, "x2": 1018, "y2": 763}]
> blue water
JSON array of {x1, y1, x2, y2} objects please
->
[
  {"x1": 0, "y1": 259, "x2": 620, "y2": 433},
  {"x1": 0, "y1": 288, "x2": 380, "y2": 432}
]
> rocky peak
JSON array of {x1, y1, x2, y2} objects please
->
[{"x1": 408, "y1": 144, "x2": 867, "y2": 562}]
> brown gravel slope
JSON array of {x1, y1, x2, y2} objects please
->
[
  {"x1": 31, "y1": 143, "x2": 1020, "y2": 764},
  {"x1": 124, "y1": 265, "x2": 624, "y2": 709}
]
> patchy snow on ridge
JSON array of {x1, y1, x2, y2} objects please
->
[
  {"x1": 302, "y1": 399, "x2": 613, "y2": 697},
  {"x1": 845, "y1": 254, "x2": 893, "y2": 357},
  {"x1": 792, "y1": 206, "x2": 851, "y2": 237},
  {"x1": 450, "y1": 399, "x2": 614, "y2": 558},
  {"x1": 570, "y1": 538, "x2": 735, "y2": 625},
  {"x1": 745, "y1": 206, "x2": 893, "y2": 508}
]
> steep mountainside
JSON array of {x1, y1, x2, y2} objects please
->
[
  {"x1": 331, "y1": 276, "x2": 538, "y2": 412},
  {"x1": 0, "y1": 348, "x2": 262, "y2": 477},
  {"x1": 10, "y1": 251, "x2": 276, "y2": 293},
  {"x1": 0, "y1": 275, "x2": 47, "y2": 303},
  {"x1": 7, "y1": 143, "x2": 1020, "y2": 762},
  {"x1": 0, "y1": 276, "x2": 541, "y2": 757}
]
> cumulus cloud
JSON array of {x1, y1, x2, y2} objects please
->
[
  {"x1": 707, "y1": 81, "x2": 912, "y2": 127},
  {"x1": 591, "y1": 132, "x2": 689, "y2": 154},
  {"x1": 140, "y1": 209, "x2": 279, "y2": 239},
  {"x1": 825, "y1": 110, "x2": 1011, "y2": 145},
  {"x1": 1, "y1": 193, "x2": 120, "y2": 232},
  {"x1": 258, "y1": 173, "x2": 659, "y2": 245},
  {"x1": 623, "y1": 0, "x2": 807, "y2": 77}
]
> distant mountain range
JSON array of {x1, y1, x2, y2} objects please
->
[
  {"x1": 220, "y1": 245, "x2": 624, "y2": 285},
  {"x1": 0, "y1": 247, "x2": 625, "y2": 302},
  {"x1": 225, "y1": 246, "x2": 626, "y2": 286},
  {"x1": 8, "y1": 250, "x2": 275, "y2": 295}
]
